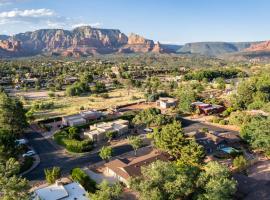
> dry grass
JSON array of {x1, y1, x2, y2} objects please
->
[{"x1": 20, "y1": 88, "x2": 145, "y2": 120}]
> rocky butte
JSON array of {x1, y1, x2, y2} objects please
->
[{"x1": 0, "y1": 26, "x2": 169, "y2": 58}]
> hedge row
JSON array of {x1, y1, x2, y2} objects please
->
[{"x1": 53, "y1": 131, "x2": 94, "y2": 153}]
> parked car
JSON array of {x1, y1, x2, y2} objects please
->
[
  {"x1": 16, "y1": 139, "x2": 28, "y2": 145},
  {"x1": 22, "y1": 150, "x2": 36, "y2": 157},
  {"x1": 143, "y1": 128, "x2": 153, "y2": 133}
]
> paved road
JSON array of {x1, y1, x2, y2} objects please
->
[
  {"x1": 24, "y1": 118, "x2": 238, "y2": 183},
  {"x1": 24, "y1": 131, "x2": 133, "y2": 183}
]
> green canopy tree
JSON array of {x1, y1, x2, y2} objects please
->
[
  {"x1": 0, "y1": 129, "x2": 17, "y2": 161},
  {"x1": 130, "y1": 160, "x2": 200, "y2": 200},
  {"x1": 89, "y1": 181, "x2": 122, "y2": 200},
  {"x1": 175, "y1": 85, "x2": 197, "y2": 113},
  {"x1": 0, "y1": 92, "x2": 28, "y2": 135},
  {"x1": 99, "y1": 146, "x2": 113, "y2": 162},
  {"x1": 153, "y1": 121, "x2": 205, "y2": 165},
  {"x1": 196, "y1": 161, "x2": 237, "y2": 200},
  {"x1": 0, "y1": 158, "x2": 29, "y2": 200},
  {"x1": 240, "y1": 116, "x2": 270, "y2": 156},
  {"x1": 44, "y1": 166, "x2": 61, "y2": 184},
  {"x1": 128, "y1": 136, "x2": 143, "y2": 156}
]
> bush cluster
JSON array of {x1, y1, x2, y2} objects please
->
[
  {"x1": 53, "y1": 130, "x2": 94, "y2": 153},
  {"x1": 71, "y1": 168, "x2": 96, "y2": 193}
]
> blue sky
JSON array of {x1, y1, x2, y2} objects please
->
[{"x1": 0, "y1": 0, "x2": 269, "y2": 44}]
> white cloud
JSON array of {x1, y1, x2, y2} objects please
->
[
  {"x1": 0, "y1": 8, "x2": 55, "y2": 18},
  {"x1": 0, "y1": 0, "x2": 26, "y2": 7},
  {"x1": 71, "y1": 22, "x2": 102, "y2": 29},
  {"x1": 0, "y1": 8, "x2": 102, "y2": 34}
]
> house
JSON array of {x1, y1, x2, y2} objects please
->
[
  {"x1": 0, "y1": 77, "x2": 12, "y2": 85},
  {"x1": 191, "y1": 102, "x2": 225, "y2": 115},
  {"x1": 185, "y1": 130, "x2": 241, "y2": 155},
  {"x1": 21, "y1": 78, "x2": 38, "y2": 87},
  {"x1": 104, "y1": 151, "x2": 169, "y2": 186},
  {"x1": 62, "y1": 114, "x2": 87, "y2": 127},
  {"x1": 32, "y1": 181, "x2": 87, "y2": 200},
  {"x1": 84, "y1": 119, "x2": 129, "y2": 142},
  {"x1": 62, "y1": 110, "x2": 104, "y2": 126},
  {"x1": 64, "y1": 77, "x2": 78, "y2": 85},
  {"x1": 156, "y1": 97, "x2": 178, "y2": 109}
]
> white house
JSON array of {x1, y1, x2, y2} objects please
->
[
  {"x1": 156, "y1": 97, "x2": 178, "y2": 109},
  {"x1": 32, "y1": 181, "x2": 88, "y2": 200},
  {"x1": 62, "y1": 110, "x2": 104, "y2": 127},
  {"x1": 84, "y1": 119, "x2": 129, "y2": 142}
]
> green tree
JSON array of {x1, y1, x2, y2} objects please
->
[
  {"x1": 106, "y1": 131, "x2": 117, "y2": 142},
  {"x1": 128, "y1": 136, "x2": 143, "y2": 156},
  {"x1": 175, "y1": 85, "x2": 197, "y2": 113},
  {"x1": 68, "y1": 127, "x2": 79, "y2": 140},
  {"x1": 153, "y1": 121, "x2": 205, "y2": 165},
  {"x1": 99, "y1": 146, "x2": 113, "y2": 162},
  {"x1": 240, "y1": 116, "x2": 270, "y2": 156},
  {"x1": 0, "y1": 92, "x2": 28, "y2": 135},
  {"x1": 215, "y1": 77, "x2": 226, "y2": 90},
  {"x1": 196, "y1": 161, "x2": 237, "y2": 200},
  {"x1": 233, "y1": 155, "x2": 248, "y2": 172},
  {"x1": 71, "y1": 168, "x2": 96, "y2": 193},
  {"x1": 0, "y1": 158, "x2": 29, "y2": 200},
  {"x1": 80, "y1": 72, "x2": 93, "y2": 84},
  {"x1": 153, "y1": 121, "x2": 186, "y2": 158},
  {"x1": 89, "y1": 181, "x2": 122, "y2": 200},
  {"x1": 44, "y1": 166, "x2": 61, "y2": 184},
  {"x1": 130, "y1": 160, "x2": 200, "y2": 200},
  {"x1": 0, "y1": 129, "x2": 17, "y2": 161}
]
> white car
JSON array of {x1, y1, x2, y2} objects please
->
[
  {"x1": 16, "y1": 139, "x2": 28, "y2": 145},
  {"x1": 22, "y1": 150, "x2": 36, "y2": 157},
  {"x1": 143, "y1": 128, "x2": 153, "y2": 133}
]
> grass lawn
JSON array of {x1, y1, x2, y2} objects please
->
[{"x1": 21, "y1": 88, "x2": 145, "y2": 120}]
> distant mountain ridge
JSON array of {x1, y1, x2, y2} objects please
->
[
  {"x1": 0, "y1": 26, "x2": 176, "y2": 58},
  {"x1": 177, "y1": 42, "x2": 261, "y2": 56},
  {"x1": 0, "y1": 26, "x2": 268, "y2": 59}
]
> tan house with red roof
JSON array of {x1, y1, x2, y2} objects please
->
[{"x1": 104, "y1": 151, "x2": 168, "y2": 186}]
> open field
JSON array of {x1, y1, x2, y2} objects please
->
[{"x1": 13, "y1": 88, "x2": 145, "y2": 120}]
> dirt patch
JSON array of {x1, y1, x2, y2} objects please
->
[{"x1": 248, "y1": 159, "x2": 270, "y2": 181}]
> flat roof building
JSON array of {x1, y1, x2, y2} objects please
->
[
  {"x1": 33, "y1": 182, "x2": 88, "y2": 200},
  {"x1": 84, "y1": 119, "x2": 129, "y2": 142},
  {"x1": 156, "y1": 97, "x2": 178, "y2": 109},
  {"x1": 62, "y1": 110, "x2": 104, "y2": 127}
]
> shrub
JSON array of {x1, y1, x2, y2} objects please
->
[
  {"x1": 233, "y1": 156, "x2": 248, "y2": 172},
  {"x1": 53, "y1": 130, "x2": 94, "y2": 153},
  {"x1": 71, "y1": 168, "x2": 96, "y2": 193},
  {"x1": 45, "y1": 167, "x2": 61, "y2": 184},
  {"x1": 63, "y1": 139, "x2": 94, "y2": 153},
  {"x1": 48, "y1": 92, "x2": 55, "y2": 98},
  {"x1": 219, "y1": 119, "x2": 226, "y2": 125},
  {"x1": 212, "y1": 116, "x2": 221, "y2": 124},
  {"x1": 68, "y1": 127, "x2": 80, "y2": 140},
  {"x1": 100, "y1": 93, "x2": 109, "y2": 99}
]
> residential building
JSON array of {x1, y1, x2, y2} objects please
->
[
  {"x1": 84, "y1": 119, "x2": 129, "y2": 142},
  {"x1": 104, "y1": 151, "x2": 169, "y2": 186},
  {"x1": 191, "y1": 102, "x2": 225, "y2": 115},
  {"x1": 62, "y1": 110, "x2": 104, "y2": 126},
  {"x1": 156, "y1": 97, "x2": 178, "y2": 109},
  {"x1": 32, "y1": 181, "x2": 87, "y2": 200}
]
